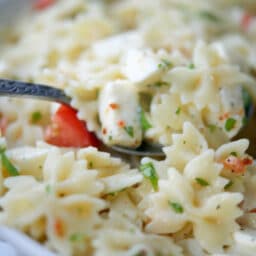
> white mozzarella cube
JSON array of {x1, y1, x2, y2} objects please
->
[
  {"x1": 121, "y1": 48, "x2": 163, "y2": 86},
  {"x1": 98, "y1": 80, "x2": 142, "y2": 147}
]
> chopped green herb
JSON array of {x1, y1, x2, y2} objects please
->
[
  {"x1": 224, "y1": 180, "x2": 233, "y2": 189},
  {"x1": 152, "y1": 81, "x2": 169, "y2": 87},
  {"x1": 139, "y1": 162, "x2": 158, "y2": 191},
  {"x1": 158, "y1": 59, "x2": 173, "y2": 70},
  {"x1": 31, "y1": 111, "x2": 42, "y2": 124},
  {"x1": 124, "y1": 126, "x2": 134, "y2": 137},
  {"x1": 0, "y1": 147, "x2": 19, "y2": 176},
  {"x1": 108, "y1": 135, "x2": 113, "y2": 141},
  {"x1": 69, "y1": 233, "x2": 84, "y2": 242},
  {"x1": 208, "y1": 124, "x2": 217, "y2": 133},
  {"x1": 225, "y1": 118, "x2": 236, "y2": 132},
  {"x1": 230, "y1": 152, "x2": 238, "y2": 157},
  {"x1": 198, "y1": 10, "x2": 220, "y2": 22},
  {"x1": 195, "y1": 177, "x2": 209, "y2": 186},
  {"x1": 188, "y1": 63, "x2": 195, "y2": 69},
  {"x1": 175, "y1": 107, "x2": 181, "y2": 115},
  {"x1": 168, "y1": 201, "x2": 184, "y2": 214},
  {"x1": 139, "y1": 109, "x2": 152, "y2": 131},
  {"x1": 45, "y1": 184, "x2": 52, "y2": 194},
  {"x1": 89, "y1": 161, "x2": 93, "y2": 168}
]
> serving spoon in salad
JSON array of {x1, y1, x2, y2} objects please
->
[
  {"x1": 0, "y1": 78, "x2": 255, "y2": 157},
  {"x1": 0, "y1": 78, "x2": 164, "y2": 157}
]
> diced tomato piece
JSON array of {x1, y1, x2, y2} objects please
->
[
  {"x1": 33, "y1": 0, "x2": 55, "y2": 11},
  {"x1": 241, "y1": 13, "x2": 253, "y2": 30},
  {"x1": 44, "y1": 105, "x2": 100, "y2": 148},
  {"x1": 223, "y1": 155, "x2": 253, "y2": 174}
]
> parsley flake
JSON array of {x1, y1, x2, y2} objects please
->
[
  {"x1": 139, "y1": 109, "x2": 152, "y2": 132},
  {"x1": 152, "y1": 81, "x2": 169, "y2": 87},
  {"x1": 31, "y1": 111, "x2": 42, "y2": 124},
  {"x1": 124, "y1": 126, "x2": 134, "y2": 137},
  {"x1": 0, "y1": 147, "x2": 19, "y2": 176},
  {"x1": 198, "y1": 10, "x2": 220, "y2": 22},
  {"x1": 188, "y1": 63, "x2": 195, "y2": 69},
  {"x1": 225, "y1": 118, "x2": 236, "y2": 131},
  {"x1": 139, "y1": 162, "x2": 158, "y2": 191},
  {"x1": 45, "y1": 184, "x2": 52, "y2": 194},
  {"x1": 175, "y1": 107, "x2": 181, "y2": 115},
  {"x1": 69, "y1": 233, "x2": 84, "y2": 242},
  {"x1": 195, "y1": 177, "x2": 209, "y2": 186},
  {"x1": 230, "y1": 152, "x2": 238, "y2": 157},
  {"x1": 224, "y1": 180, "x2": 233, "y2": 189},
  {"x1": 168, "y1": 201, "x2": 184, "y2": 214},
  {"x1": 158, "y1": 59, "x2": 173, "y2": 70}
]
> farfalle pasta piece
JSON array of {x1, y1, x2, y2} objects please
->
[
  {"x1": 164, "y1": 122, "x2": 208, "y2": 170},
  {"x1": 0, "y1": 176, "x2": 47, "y2": 230},
  {"x1": 142, "y1": 167, "x2": 243, "y2": 253},
  {"x1": 93, "y1": 210, "x2": 183, "y2": 256},
  {"x1": 46, "y1": 194, "x2": 106, "y2": 256}
]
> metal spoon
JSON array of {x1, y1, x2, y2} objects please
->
[{"x1": 0, "y1": 79, "x2": 164, "y2": 157}]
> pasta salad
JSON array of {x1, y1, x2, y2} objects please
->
[{"x1": 0, "y1": 0, "x2": 256, "y2": 255}]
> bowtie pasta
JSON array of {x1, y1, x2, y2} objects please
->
[{"x1": 0, "y1": 0, "x2": 256, "y2": 255}]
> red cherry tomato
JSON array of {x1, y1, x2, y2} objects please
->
[
  {"x1": 44, "y1": 105, "x2": 99, "y2": 148},
  {"x1": 33, "y1": 0, "x2": 55, "y2": 11}
]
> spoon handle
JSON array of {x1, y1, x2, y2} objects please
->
[{"x1": 0, "y1": 79, "x2": 71, "y2": 105}]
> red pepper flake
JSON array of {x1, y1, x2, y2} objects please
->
[
  {"x1": 34, "y1": 0, "x2": 55, "y2": 11},
  {"x1": 109, "y1": 103, "x2": 119, "y2": 110},
  {"x1": 223, "y1": 155, "x2": 253, "y2": 174},
  {"x1": 241, "y1": 13, "x2": 253, "y2": 31},
  {"x1": 219, "y1": 112, "x2": 229, "y2": 121},
  {"x1": 117, "y1": 120, "x2": 125, "y2": 128},
  {"x1": 54, "y1": 218, "x2": 65, "y2": 237},
  {"x1": 102, "y1": 128, "x2": 107, "y2": 135}
]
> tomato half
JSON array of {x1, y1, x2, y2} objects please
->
[{"x1": 44, "y1": 105, "x2": 100, "y2": 148}]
